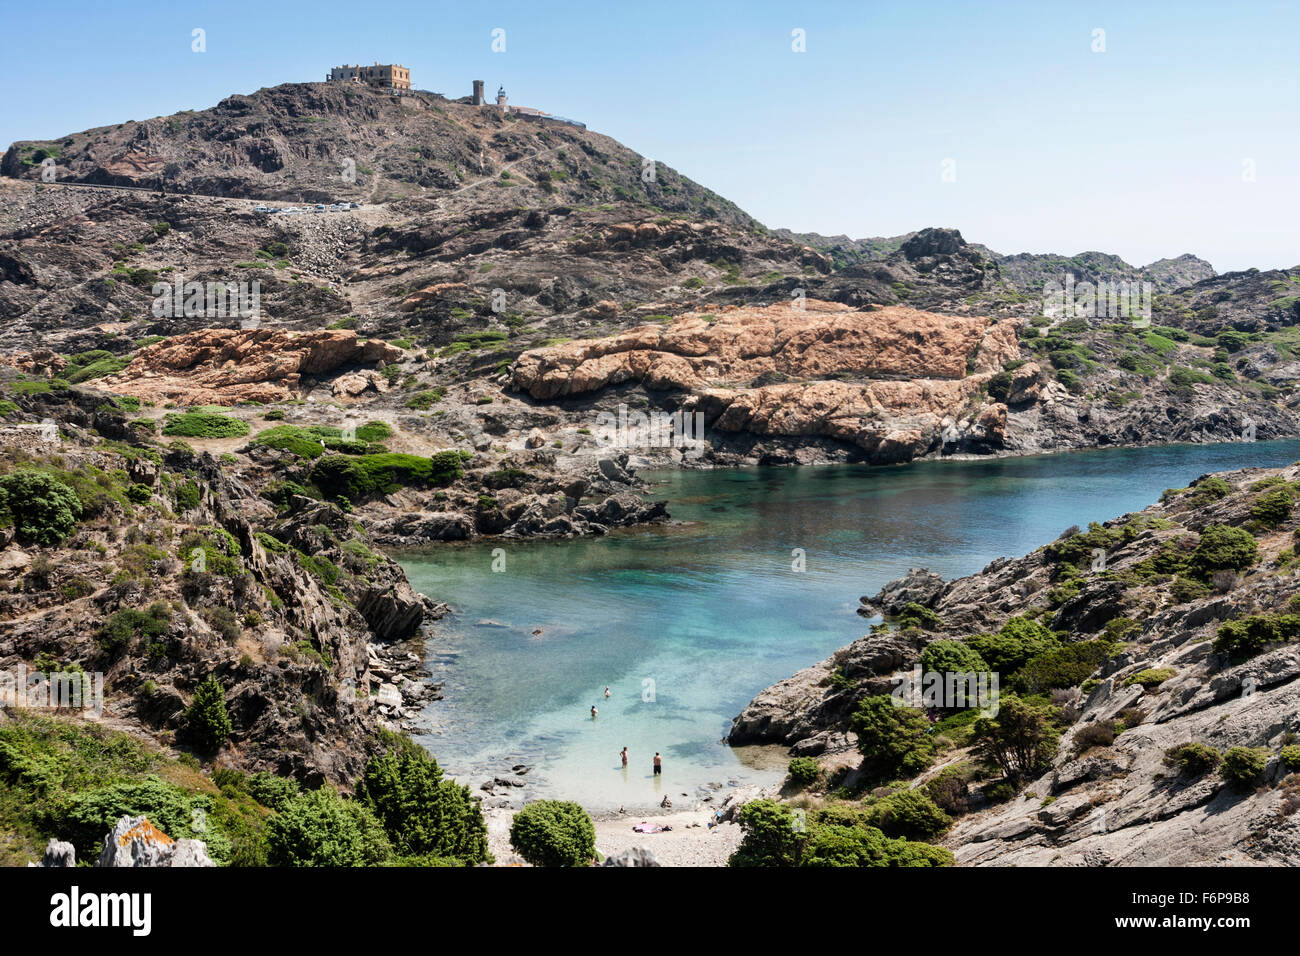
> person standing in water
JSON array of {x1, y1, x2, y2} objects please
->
[
  {"x1": 653, "y1": 752, "x2": 662, "y2": 776},
  {"x1": 604, "y1": 686, "x2": 611, "y2": 698},
  {"x1": 620, "y1": 747, "x2": 628, "y2": 767},
  {"x1": 590, "y1": 705, "x2": 598, "y2": 718}
]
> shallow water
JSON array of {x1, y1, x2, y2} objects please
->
[{"x1": 402, "y1": 440, "x2": 1300, "y2": 810}]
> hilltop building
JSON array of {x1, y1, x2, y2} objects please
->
[{"x1": 327, "y1": 63, "x2": 411, "y2": 91}]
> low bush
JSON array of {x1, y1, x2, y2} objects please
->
[
  {"x1": 1219, "y1": 746, "x2": 1269, "y2": 791},
  {"x1": 850, "y1": 696, "x2": 937, "y2": 780},
  {"x1": 161, "y1": 411, "x2": 250, "y2": 438},
  {"x1": 0, "y1": 471, "x2": 82, "y2": 546},
  {"x1": 1123, "y1": 667, "x2": 1176, "y2": 689},
  {"x1": 508, "y1": 800, "x2": 595, "y2": 867},
  {"x1": 786, "y1": 757, "x2": 820, "y2": 787},
  {"x1": 1163, "y1": 742, "x2": 1222, "y2": 776},
  {"x1": 1188, "y1": 524, "x2": 1257, "y2": 578}
]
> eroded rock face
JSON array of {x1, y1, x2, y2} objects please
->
[
  {"x1": 98, "y1": 328, "x2": 400, "y2": 405},
  {"x1": 511, "y1": 301, "x2": 1020, "y2": 460},
  {"x1": 513, "y1": 301, "x2": 1017, "y2": 399}
]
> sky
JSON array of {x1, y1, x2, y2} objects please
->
[{"x1": 1, "y1": 0, "x2": 1296, "y2": 273}]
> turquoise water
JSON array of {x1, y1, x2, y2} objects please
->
[{"x1": 402, "y1": 440, "x2": 1300, "y2": 810}]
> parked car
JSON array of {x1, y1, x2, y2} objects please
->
[
  {"x1": 313, "y1": 204, "x2": 326, "y2": 213},
  {"x1": 254, "y1": 205, "x2": 269, "y2": 213},
  {"x1": 349, "y1": 202, "x2": 360, "y2": 209}
]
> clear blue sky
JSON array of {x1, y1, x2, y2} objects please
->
[{"x1": 2, "y1": 0, "x2": 1296, "y2": 272}]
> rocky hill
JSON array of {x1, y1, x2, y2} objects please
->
[
  {"x1": 729, "y1": 465, "x2": 1300, "y2": 865},
  {"x1": 3, "y1": 79, "x2": 1300, "y2": 867}
]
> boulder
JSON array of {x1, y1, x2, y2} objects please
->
[{"x1": 97, "y1": 816, "x2": 215, "y2": 868}]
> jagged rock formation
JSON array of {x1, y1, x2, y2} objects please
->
[
  {"x1": 27, "y1": 838, "x2": 76, "y2": 867},
  {"x1": 97, "y1": 816, "x2": 215, "y2": 867}
]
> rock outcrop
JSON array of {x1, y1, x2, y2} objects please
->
[
  {"x1": 97, "y1": 816, "x2": 215, "y2": 868},
  {"x1": 99, "y1": 328, "x2": 400, "y2": 405},
  {"x1": 512, "y1": 301, "x2": 1021, "y2": 461}
]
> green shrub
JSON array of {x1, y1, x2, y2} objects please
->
[
  {"x1": 246, "y1": 772, "x2": 300, "y2": 812},
  {"x1": 798, "y1": 822, "x2": 953, "y2": 868},
  {"x1": 1280, "y1": 746, "x2": 1300, "y2": 771},
  {"x1": 161, "y1": 410, "x2": 249, "y2": 438},
  {"x1": 786, "y1": 757, "x2": 820, "y2": 787},
  {"x1": 850, "y1": 696, "x2": 937, "y2": 779},
  {"x1": 863, "y1": 789, "x2": 951, "y2": 840},
  {"x1": 728, "y1": 799, "x2": 803, "y2": 867},
  {"x1": 1123, "y1": 667, "x2": 1176, "y2": 688},
  {"x1": 1219, "y1": 746, "x2": 1269, "y2": 791},
  {"x1": 98, "y1": 602, "x2": 171, "y2": 655},
  {"x1": 971, "y1": 695, "x2": 1061, "y2": 783},
  {"x1": 1011, "y1": 640, "x2": 1114, "y2": 694},
  {"x1": 1213, "y1": 612, "x2": 1300, "y2": 656},
  {"x1": 310, "y1": 451, "x2": 469, "y2": 501},
  {"x1": 966, "y1": 616, "x2": 1060, "y2": 674},
  {"x1": 249, "y1": 425, "x2": 329, "y2": 459},
  {"x1": 1188, "y1": 476, "x2": 1233, "y2": 506},
  {"x1": 125, "y1": 483, "x2": 153, "y2": 504},
  {"x1": 1189, "y1": 524, "x2": 1257, "y2": 578},
  {"x1": 730, "y1": 800, "x2": 954, "y2": 867},
  {"x1": 918, "y1": 639, "x2": 988, "y2": 678},
  {"x1": 185, "y1": 676, "x2": 231, "y2": 753},
  {"x1": 895, "y1": 602, "x2": 942, "y2": 631},
  {"x1": 355, "y1": 735, "x2": 491, "y2": 865},
  {"x1": 1169, "y1": 576, "x2": 1211, "y2": 604},
  {"x1": 405, "y1": 388, "x2": 447, "y2": 410},
  {"x1": 508, "y1": 800, "x2": 595, "y2": 867},
  {"x1": 1163, "y1": 742, "x2": 1222, "y2": 776},
  {"x1": 1217, "y1": 330, "x2": 1250, "y2": 353},
  {"x1": 174, "y1": 479, "x2": 201, "y2": 511},
  {"x1": 266, "y1": 787, "x2": 392, "y2": 866},
  {"x1": 1250, "y1": 487, "x2": 1295, "y2": 527},
  {"x1": 355, "y1": 421, "x2": 393, "y2": 442},
  {"x1": 0, "y1": 471, "x2": 82, "y2": 546}
]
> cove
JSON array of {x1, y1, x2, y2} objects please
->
[{"x1": 401, "y1": 439, "x2": 1300, "y2": 811}]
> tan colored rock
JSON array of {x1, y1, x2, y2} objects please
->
[
  {"x1": 525, "y1": 428, "x2": 546, "y2": 449},
  {"x1": 0, "y1": 349, "x2": 67, "y2": 377},
  {"x1": 1007, "y1": 362, "x2": 1043, "y2": 405},
  {"x1": 513, "y1": 300, "x2": 1020, "y2": 400},
  {"x1": 511, "y1": 300, "x2": 1023, "y2": 458},
  {"x1": 399, "y1": 282, "x2": 469, "y2": 312},
  {"x1": 99, "y1": 328, "x2": 400, "y2": 406}
]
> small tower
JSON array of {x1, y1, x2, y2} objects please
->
[
  {"x1": 496, "y1": 86, "x2": 508, "y2": 110},
  {"x1": 472, "y1": 80, "x2": 484, "y2": 105}
]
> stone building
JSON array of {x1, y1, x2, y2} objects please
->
[{"x1": 327, "y1": 63, "x2": 411, "y2": 90}]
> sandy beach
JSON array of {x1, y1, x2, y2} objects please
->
[{"x1": 483, "y1": 787, "x2": 769, "y2": 867}]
